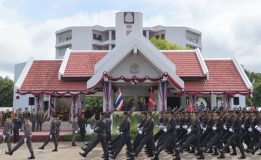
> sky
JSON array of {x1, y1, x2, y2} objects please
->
[{"x1": 0, "y1": 0, "x2": 261, "y2": 80}]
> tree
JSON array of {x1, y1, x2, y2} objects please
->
[
  {"x1": 0, "y1": 76, "x2": 14, "y2": 107},
  {"x1": 245, "y1": 69, "x2": 261, "y2": 106},
  {"x1": 85, "y1": 96, "x2": 103, "y2": 109},
  {"x1": 150, "y1": 38, "x2": 191, "y2": 50}
]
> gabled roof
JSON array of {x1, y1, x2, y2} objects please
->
[
  {"x1": 163, "y1": 50, "x2": 207, "y2": 77},
  {"x1": 184, "y1": 59, "x2": 250, "y2": 92},
  {"x1": 19, "y1": 60, "x2": 86, "y2": 91},
  {"x1": 63, "y1": 51, "x2": 106, "y2": 78},
  {"x1": 87, "y1": 32, "x2": 184, "y2": 90}
]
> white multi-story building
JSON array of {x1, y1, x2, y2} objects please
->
[{"x1": 55, "y1": 12, "x2": 202, "y2": 59}]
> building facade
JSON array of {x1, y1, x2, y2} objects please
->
[
  {"x1": 13, "y1": 12, "x2": 252, "y2": 121},
  {"x1": 55, "y1": 12, "x2": 202, "y2": 59}
]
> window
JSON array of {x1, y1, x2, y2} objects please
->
[
  {"x1": 155, "y1": 35, "x2": 160, "y2": 39},
  {"x1": 58, "y1": 33, "x2": 72, "y2": 43},
  {"x1": 234, "y1": 97, "x2": 239, "y2": 105},
  {"x1": 93, "y1": 33, "x2": 102, "y2": 41}
]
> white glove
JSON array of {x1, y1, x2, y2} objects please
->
[
  {"x1": 19, "y1": 129, "x2": 21, "y2": 132},
  {"x1": 203, "y1": 127, "x2": 206, "y2": 131},
  {"x1": 120, "y1": 132, "x2": 123, "y2": 135},
  {"x1": 212, "y1": 127, "x2": 217, "y2": 131},
  {"x1": 75, "y1": 130, "x2": 78, "y2": 134},
  {"x1": 248, "y1": 127, "x2": 253, "y2": 132},
  {"x1": 137, "y1": 123, "x2": 140, "y2": 128},
  {"x1": 183, "y1": 125, "x2": 188, "y2": 129},
  {"x1": 24, "y1": 138, "x2": 27, "y2": 143},
  {"x1": 187, "y1": 128, "x2": 192, "y2": 134},
  {"x1": 3, "y1": 135, "x2": 6, "y2": 140},
  {"x1": 138, "y1": 130, "x2": 142, "y2": 135},
  {"x1": 229, "y1": 128, "x2": 233, "y2": 133},
  {"x1": 241, "y1": 125, "x2": 244, "y2": 129},
  {"x1": 176, "y1": 126, "x2": 180, "y2": 129},
  {"x1": 159, "y1": 125, "x2": 164, "y2": 130},
  {"x1": 50, "y1": 135, "x2": 52, "y2": 138},
  {"x1": 117, "y1": 130, "x2": 120, "y2": 134},
  {"x1": 163, "y1": 127, "x2": 167, "y2": 133},
  {"x1": 223, "y1": 125, "x2": 227, "y2": 130}
]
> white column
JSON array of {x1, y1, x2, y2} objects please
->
[
  {"x1": 146, "y1": 30, "x2": 150, "y2": 39},
  {"x1": 210, "y1": 94, "x2": 217, "y2": 109},
  {"x1": 109, "y1": 30, "x2": 112, "y2": 41}
]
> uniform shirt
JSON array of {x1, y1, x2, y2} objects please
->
[
  {"x1": 31, "y1": 112, "x2": 37, "y2": 122},
  {"x1": 232, "y1": 117, "x2": 242, "y2": 133},
  {"x1": 119, "y1": 118, "x2": 130, "y2": 134},
  {"x1": 50, "y1": 119, "x2": 57, "y2": 133},
  {"x1": 3, "y1": 120, "x2": 13, "y2": 135},
  {"x1": 13, "y1": 119, "x2": 22, "y2": 131},
  {"x1": 23, "y1": 111, "x2": 31, "y2": 119},
  {"x1": 94, "y1": 119, "x2": 106, "y2": 134},
  {"x1": 72, "y1": 119, "x2": 78, "y2": 131},
  {"x1": 24, "y1": 122, "x2": 32, "y2": 138},
  {"x1": 142, "y1": 118, "x2": 154, "y2": 135},
  {"x1": 36, "y1": 112, "x2": 44, "y2": 123}
]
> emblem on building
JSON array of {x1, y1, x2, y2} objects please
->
[
  {"x1": 130, "y1": 63, "x2": 140, "y2": 74},
  {"x1": 124, "y1": 12, "x2": 134, "y2": 24}
]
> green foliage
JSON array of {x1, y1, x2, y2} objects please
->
[
  {"x1": 0, "y1": 76, "x2": 14, "y2": 107},
  {"x1": 245, "y1": 70, "x2": 261, "y2": 106},
  {"x1": 150, "y1": 38, "x2": 191, "y2": 50},
  {"x1": 85, "y1": 96, "x2": 103, "y2": 109}
]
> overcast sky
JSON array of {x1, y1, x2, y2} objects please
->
[{"x1": 1, "y1": 0, "x2": 261, "y2": 80}]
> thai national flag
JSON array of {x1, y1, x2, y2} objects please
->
[{"x1": 115, "y1": 89, "x2": 123, "y2": 111}]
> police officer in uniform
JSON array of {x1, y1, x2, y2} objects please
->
[
  {"x1": 13, "y1": 115, "x2": 22, "y2": 143},
  {"x1": 219, "y1": 111, "x2": 246, "y2": 159},
  {"x1": 78, "y1": 114, "x2": 87, "y2": 142},
  {"x1": 36, "y1": 109, "x2": 44, "y2": 131},
  {"x1": 131, "y1": 112, "x2": 157, "y2": 158},
  {"x1": 71, "y1": 116, "x2": 78, "y2": 146},
  {"x1": 6, "y1": 118, "x2": 35, "y2": 159},
  {"x1": 109, "y1": 112, "x2": 132, "y2": 159},
  {"x1": 79, "y1": 112, "x2": 109, "y2": 160},
  {"x1": 38, "y1": 114, "x2": 58, "y2": 152},
  {"x1": 0, "y1": 115, "x2": 13, "y2": 152},
  {"x1": 30, "y1": 108, "x2": 37, "y2": 132}
]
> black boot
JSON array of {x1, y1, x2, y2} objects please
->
[
  {"x1": 5, "y1": 150, "x2": 13, "y2": 156},
  {"x1": 28, "y1": 152, "x2": 35, "y2": 159},
  {"x1": 197, "y1": 155, "x2": 204, "y2": 159},
  {"x1": 217, "y1": 153, "x2": 225, "y2": 159},
  {"x1": 238, "y1": 155, "x2": 246, "y2": 159},
  {"x1": 230, "y1": 151, "x2": 237, "y2": 155},
  {"x1": 72, "y1": 143, "x2": 77, "y2": 146},
  {"x1": 79, "y1": 152, "x2": 87, "y2": 157},
  {"x1": 52, "y1": 148, "x2": 58, "y2": 152},
  {"x1": 38, "y1": 146, "x2": 44, "y2": 150}
]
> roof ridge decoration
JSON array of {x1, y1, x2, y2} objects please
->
[
  {"x1": 232, "y1": 57, "x2": 253, "y2": 92},
  {"x1": 15, "y1": 58, "x2": 34, "y2": 90},
  {"x1": 195, "y1": 48, "x2": 209, "y2": 79},
  {"x1": 58, "y1": 48, "x2": 71, "y2": 80},
  {"x1": 87, "y1": 31, "x2": 184, "y2": 90}
]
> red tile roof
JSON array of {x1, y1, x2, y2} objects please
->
[
  {"x1": 63, "y1": 52, "x2": 107, "y2": 77},
  {"x1": 63, "y1": 51, "x2": 205, "y2": 78},
  {"x1": 163, "y1": 51, "x2": 205, "y2": 77},
  {"x1": 184, "y1": 60, "x2": 248, "y2": 92},
  {"x1": 20, "y1": 60, "x2": 86, "y2": 91}
]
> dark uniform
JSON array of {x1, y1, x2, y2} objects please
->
[
  {"x1": 0, "y1": 117, "x2": 13, "y2": 152},
  {"x1": 6, "y1": 119, "x2": 35, "y2": 159},
  {"x1": 110, "y1": 112, "x2": 132, "y2": 159},
  {"x1": 79, "y1": 113, "x2": 109, "y2": 160},
  {"x1": 219, "y1": 113, "x2": 245, "y2": 159},
  {"x1": 38, "y1": 117, "x2": 58, "y2": 151},
  {"x1": 30, "y1": 110, "x2": 37, "y2": 132},
  {"x1": 36, "y1": 110, "x2": 44, "y2": 131},
  {"x1": 78, "y1": 115, "x2": 87, "y2": 142},
  {"x1": 13, "y1": 116, "x2": 22, "y2": 143}
]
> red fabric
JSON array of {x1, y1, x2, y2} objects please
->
[
  {"x1": 148, "y1": 88, "x2": 156, "y2": 110},
  {"x1": 187, "y1": 105, "x2": 194, "y2": 112}
]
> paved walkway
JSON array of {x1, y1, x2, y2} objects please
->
[{"x1": 0, "y1": 142, "x2": 260, "y2": 160}]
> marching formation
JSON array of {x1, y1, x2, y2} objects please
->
[
  {"x1": 1, "y1": 109, "x2": 261, "y2": 160},
  {"x1": 78, "y1": 110, "x2": 261, "y2": 160}
]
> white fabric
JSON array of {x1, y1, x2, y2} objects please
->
[{"x1": 212, "y1": 127, "x2": 217, "y2": 131}]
